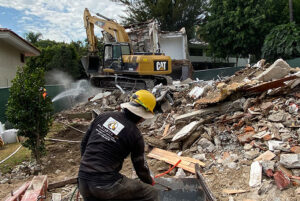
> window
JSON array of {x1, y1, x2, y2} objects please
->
[
  {"x1": 20, "y1": 53, "x2": 25, "y2": 63},
  {"x1": 189, "y1": 48, "x2": 203, "y2": 56},
  {"x1": 104, "y1": 46, "x2": 112, "y2": 61},
  {"x1": 112, "y1": 45, "x2": 121, "y2": 59},
  {"x1": 121, "y1": 45, "x2": 131, "y2": 55}
]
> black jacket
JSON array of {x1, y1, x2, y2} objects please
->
[{"x1": 78, "y1": 111, "x2": 152, "y2": 185}]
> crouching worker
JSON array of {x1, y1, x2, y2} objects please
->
[{"x1": 78, "y1": 90, "x2": 158, "y2": 201}]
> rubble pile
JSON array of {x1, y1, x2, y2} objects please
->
[
  {"x1": 36, "y1": 59, "x2": 300, "y2": 200},
  {"x1": 0, "y1": 161, "x2": 41, "y2": 184}
]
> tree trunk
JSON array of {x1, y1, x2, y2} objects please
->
[{"x1": 289, "y1": 0, "x2": 294, "y2": 22}]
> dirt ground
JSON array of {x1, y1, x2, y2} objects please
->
[{"x1": 1, "y1": 121, "x2": 300, "y2": 201}]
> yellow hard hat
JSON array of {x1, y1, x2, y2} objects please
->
[
  {"x1": 131, "y1": 90, "x2": 156, "y2": 113},
  {"x1": 120, "y1": 90, "x2": 156, "y2": 119}
]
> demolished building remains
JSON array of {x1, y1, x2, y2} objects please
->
[{"x1": 2, "y1": 58, "x2": 300, "y2": 200}]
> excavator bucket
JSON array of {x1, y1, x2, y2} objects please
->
[{"x1": 81, "y1": 55, "x2": 101, "y2": 74}]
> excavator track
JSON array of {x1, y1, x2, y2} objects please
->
[{"x1": 90, "y1": 75, "x2": 172, "y2": 90}]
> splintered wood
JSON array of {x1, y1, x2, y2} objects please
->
[
  {"x1": 160, "y1": 124, "x2": 170, "y2": 139},
  {"x1": 147, "y1": 148, "x2": 205, "y2": 173},
  {"x1": 21, "y1": 175, "x2": 48, "y2": 201}
]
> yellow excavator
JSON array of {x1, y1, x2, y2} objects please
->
[{"x1": 81, "y1": 8, "x2": 172, "y2": 89}]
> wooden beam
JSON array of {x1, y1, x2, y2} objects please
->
[
  {"x1": 4, "y1": 182, "x2": 30, "y2": 201},
  {"x1": 148, "y1": 148, "x2": 205, "y2": 174},
  {"x1": 48, "y1": 177, "x2": 77, "y2": 190},
  {"x1": 21, "y1": 175, "x2": 48, "y2": 201}
]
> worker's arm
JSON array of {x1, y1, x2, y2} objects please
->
[
  {"x1": 80, "y1": 123, "x2": 93, "y2": 156},
  {"x1": 131, "y1": 135, "x2": 153, "y2": 185}
]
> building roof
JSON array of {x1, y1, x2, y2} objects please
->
[{"x1": 0, "y1": 28, "x2": 41, "y2": 56}]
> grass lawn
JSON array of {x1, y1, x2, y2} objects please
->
[
  {"x1": 0, "y1": 143, "x2": 31, "y2": 174},
  {"x1": 0, "y1": 122, "x2": 65, "y2": 174}
]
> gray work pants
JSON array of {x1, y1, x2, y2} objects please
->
[{"x1": 78, "y1": 176, "x2": 158, "y2": 201}]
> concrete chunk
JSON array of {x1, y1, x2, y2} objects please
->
[
  {"x1": 172, "y1": 121, "x2": 199, "y2": 142},
  {"x1": 256, "y1": 59, "x2": 291, "y2": 82},
  {"x1": 175, "y1": 99, "x2": 244, "y2": 122},
  {"x1": 249, "y1": 161, "x2": 262, "y2": 187},
  {"x1": 280, "y1": 154, "x2": 300, "y2": 168}
]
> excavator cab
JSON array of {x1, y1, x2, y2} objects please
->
[
  {"x1": 81, "y1": 43, "x2": 131, "y2": 76},
  {"x1": 103, "y1": 43, "x2": 131, "y2": 72},
  {"x1": 81, "y1": 55, "x2": 100, "y2": 74}
]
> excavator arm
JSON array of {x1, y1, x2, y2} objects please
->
[{"x1": 83, "y1": 8, "x2": 130, "y2": 54}]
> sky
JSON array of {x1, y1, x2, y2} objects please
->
[{"x1": 0, "y1": 0, "x2": 126, "y2": 42}]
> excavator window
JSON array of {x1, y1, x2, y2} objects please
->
[
  {"x1": 113, "y1": 45, "x2": 121, "y2": 59},
  {"x1": 121, "y1": 45, "x2": 130, "y2": 55}
]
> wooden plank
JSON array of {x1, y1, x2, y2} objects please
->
[
  {"x1": 222, "y1": 189, "x2": 249, "y2": 195},
  {"x1": 51, "y1": 193, "x2": 61, "y2": 201},
  {"x1": 254, "y1": 150, "x2": 276, "y2": 161},
  {"x1": 161, "y1": 124, "x2": 170, "y2": 138},
  {"x1": 4, "y1": 182, "x2": 30, "y2": 201},
  {"x1": 48, "y1": 177, "x2": 77, "y2": 190},
  {"x1": 148, "y1": 148, "x2": 205, "y2": 174},
  {"x1": 21, "y1": 175, "x2": 48, "y2": 201}
]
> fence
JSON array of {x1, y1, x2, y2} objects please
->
[
  {"x1": 0, "y1": 85, "x2": 66, "y2": 123},
  {"x1": 192, "y1": 58, "x2": 300, "y2": 80}
]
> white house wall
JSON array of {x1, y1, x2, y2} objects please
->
[
  {"x1": 159, "y1": 36, "x2": 187, "y2": 60},
  {"x1": 0, "y1": 41, "x2": 24, "y2": 88}
]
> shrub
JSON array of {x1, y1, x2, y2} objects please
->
[
  {"x1": 262, "y1": 23, "x2": 300, "y2": 62},
  {"x1": 6, "y1": 65, "x2": 53, "y2": 163}
]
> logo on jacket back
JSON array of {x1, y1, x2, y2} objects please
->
[{"x1": 103, "y1": 117, "x2": 124, "y2": 135}]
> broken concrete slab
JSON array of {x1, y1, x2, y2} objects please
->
[
  {"x1": 249, "y1": 161, "x2": 262, "y2": 187},
  {"x1": 292, "y1": 169, "x2": 300, "y2": 177},
  {"x1": 268, "y1": 112, "x2": 287, "y2": 122},
  {"x1": 261, "y1": 161, "x2": 275, "y2": 177},
  {"x1": 193, "y1": 153, "x2": 206, "y2": 161},
  {"x1": 172, "y1": 121, "x2": 200, "y2": 142},
  {"x1": 174, "y1": 99, "x2": 244, "y2": 122},
  {"x1": 256, "y1": 59, "x2": 291, "y2": 82},
  {"x1": 144, "y1": 136, "x2": 167, "y2": 149},
  {"x1": 238, "y1": 132, "x2": 255, "y2": 144},
  {"x1": 90, "y1": 91, "x2": 111, "y2": 102},
  {"x1": 161, "y1": 100, "x2": 172, "y2": 113},
  {"x1": 280, "y1": 154, "x2": 300, "y2": 168},
  {"x1": 245, "y1": 150, "x2": 260, "y2": 160},
  {"x1": 260, "y1": 102, "x2": 273, "y2": 112},
  {"x1": 168, "y1": 142, "x2": 181, "y2": 150},
  {"x1": 188, "y1": 86, "x2": 205, "y2": 99},
  {"x1": 182, "y1": 131, "x2": 201, "y2": 150},
  {"x1": 197, "y1": 138, "x2": 216, "y2": 153}
]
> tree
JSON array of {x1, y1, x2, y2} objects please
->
[
  {"x1": 262, "y1": 23, "x2": 300, "y2": 62},
  {"x1": 199, "y1": 0, "x2": 289, "y2": 59},
  {"x1": 6, "y1": 65, "x2": 53, "y2": 163},
  {"x1": 26, "y1": 39, "x2": 89, "y2": 80},
  {"x1": 25, "y1": 32, "x2": 42, "y2": 45},
  {"x1": 294, "y1": 0, "x2": 300, "y2": 24},
  {"x1": 119, "y1": 0, "x2": 206, "y2": 38}
]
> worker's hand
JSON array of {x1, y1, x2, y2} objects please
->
[{"x1": 151, "y1": 177, "x2": 155, "y2": 186}]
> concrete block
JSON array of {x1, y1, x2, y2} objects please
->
[
  {"x1": 280, "y1": 154, "x2": 300, "y2": 168},
  {"x1": 256, "y1": 59, "x2": 291, "y2": 82},
  {"x1": 172, "y1": 121, "x2": 200, "y2": 142}
]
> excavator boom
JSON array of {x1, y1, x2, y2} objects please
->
[{"x1": 84, "y1": 8, "x2": 130, "y2": 54}]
